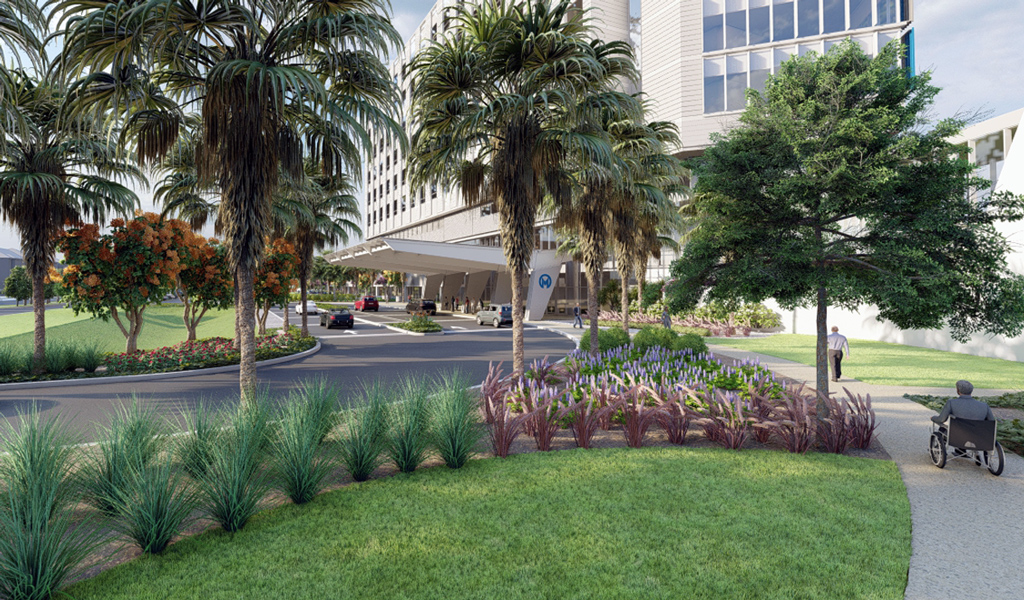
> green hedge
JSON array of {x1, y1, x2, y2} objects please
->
[
  {"x1": 578, "y1": 327, "x2": 630, "y2": 352},
  {"x1": 392, "y1": 315, "x2": 442, "y2": 333}
]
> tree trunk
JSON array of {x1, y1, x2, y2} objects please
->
[
  {"x1": 300, "y1": 274, "x2": 309, "y2": 337},
  {"x1": 183, "y1": 296, "x2": 197, "y2": 341},
  {"x1": 233, "y1": 270, "x2": 241, "y2": 350},
  {"x1": 31, "y1": 272, "x2": 46, "y2": 374},
  {"x1": 238, "y1": 265, "x2": 257, "y2": 402},
  {"x1": 816, "y1": 285, "x2": 829, "y2": 410},
  {"x1": 257, "y1": 300, "x2": 268, "y2": 336},
  {"x1": 619, "y1": 268, "x2": 630, "y2": 333},
  {"x1": 282, "y1": 300, "x2": 290, "y2": 333},
  {"x1": 586, "y1": 266, "x2": 600, "y2": 356},
  {"x1": 511, "y1": 267, "x2": 526, "y2": 377},
  {"x1": 125, "y1": 308, "x2": 145, "y2": 354}
]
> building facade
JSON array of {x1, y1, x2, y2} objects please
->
[{"x1": 329, "y1": 0, "x2": 915, "y2": 320}]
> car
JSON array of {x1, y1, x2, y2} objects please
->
[
  {"x1": 404, "y1": 299, "x2": 437, "y2": 315},
  {"x1": 354, "y1": 296, "x2": 379, "y2": 311},
  {"x1": 319, "y1": 308, "x2": 354, "y2": 329},
  {"x1": 295, "y1": 301, "x2": 319, "y2": 315},
  {"x1": 476, "y1": 304, "x2": 513, "y2": 328}
]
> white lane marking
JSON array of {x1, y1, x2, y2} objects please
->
[
  {"x1": 318, "y1": 333, "x2": 406, "y2": 339},
  {"x1": 450, "y1": 326, "x2": 465, "y2": 330}
]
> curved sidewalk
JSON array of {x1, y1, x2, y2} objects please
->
[{"x1": 709, "y1": 344, "x2": 1024, "y2": 600}]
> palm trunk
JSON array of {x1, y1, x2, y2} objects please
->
[
  {"x1": 586, "y1": 265, "x2": 600, "y2": 356},
  {"x1": 816, "y1": 285, "x2": 829, "y2": 409},
  {"x1": 511, "y1": 267, "x2": 526, "y2": 377},
  {"x1": 619, "y1": 267, "x2": 630, "y2": 333},
  {"x1": 233, "y1": 270, "x2": 241, "y2": 350},
  {"x1": 300, "y1": 275, "x2": 309, "y2": 337},
  {"x1": 31, "y1": 272, "x2": 46, "y2": 374},
  {"x1": 238, "y1": 265, "x2": 257, "y2": 402}
]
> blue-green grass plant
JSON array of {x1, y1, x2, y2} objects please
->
[
  {"x1": 272, "y1": 390, "x2": 339, "y2": 505},
  {"x1": 102, "y1": 457, "x2": 198, "y2": 554},
  {"x1": 83, "y1": 397, "x2": 168, "y2": 515},
  {"x1": 198, "y1": 401, "x2": 271, "y2": 533},
  {"x1": 0, "y1": 342, "x2": 31, "y2": 377},
  {"x1": 0, "y1": 410, "x2": 100, "y2": 600},
  {"x1": 44, "y1": 339, "x2": 75, "y2": 374},
  {"x1": 385, "y1": 378, "x2": 431, "y2": 473},
  {"x1": 294, "y1": 376, "x2": 341, "y2": 443},
  {"x1": 338, "y1": 382, "x2": 388, "y2": 482},
  {"x1": 430, "y1": 371, "x2": 484, "y2": 468},
  {"x1": 175, "y1": 402, "x2": 224, "y2": 480}
]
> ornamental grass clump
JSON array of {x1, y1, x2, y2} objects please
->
[
  {"x1": 771, "y1": 386, "x2": 816, "y2": 453},
  {"x1": 0, "y1": 343, "x2": 31, "y2": 377},
  {"x1": 338, "y1": 382, "x2": 388, "y2": 482},
  {"x1": 102, "y1": 457, "x2": 197, "y2": 554},
  {"x1": 294, "y1": 377, "x2": 341, "y2": 444},
  {"x1": 692, "y1": 389, "x2": 754, "y2": 450},
  {"x1": 817, "y1": 394, "x2": 853, "y2": 454},
  {"x1": 0, "y1": 411, "x2": 100, "y2": 600},
  {"x1": 384, "y1": 378, "x2": 431, "y2": 473},
  {"x1": 430, "y1": 371, "x2": 484, "y2": 468},
  {"x1": 273, "y1": 392, "x2": 338, "y2": 505},
  {"x1": 616, "y1": 376, "x2": 662, "y2": 449},
  {"x1": 515, "y1": 380, "x2": 567, "y2": 452},
  {"x1": 653, "y1": 386, "x2": 692, "y2": 445},
  {"x1": 564, "y1": 384, "x2": 616, "y2": 449},
  {"x1": 176, "y1": 402, "x2": 223, "y2": 480},
  {"x1": 83, "y1": 398, "x2": 168, "y2": 515},
  {"x1": 524, "y1": 356, "x2": 565, "y2": 386},
  {"x1": 480, "y1": 362, "x2": 512, "y2": 425},
  {"x1": 481, "y1": 383, "x2": 530, "y2": 459},
  {"x1": 846, "y1": 389, "x2": 877, "y2": 450},
  {"x1": 199, "y1": 401, "x2": 272, "y2": 533}
]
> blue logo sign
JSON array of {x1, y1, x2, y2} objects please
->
[{"x1": 538, "y1": 274, "x2": 553, "y2": 289}]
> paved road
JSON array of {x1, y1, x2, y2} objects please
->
[{"x1": 0, "y1": 305, "x2": 576, "y2": 438}]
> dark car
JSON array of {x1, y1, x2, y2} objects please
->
[
  {"x1": 476, "y1": 304, "x2": 513, "y2": 327},
  {"x1": 319, "y1": 308, "x2": 354, "y2": 329},
  {"x1": 405, "y1": 299, "x2": 437, "y2": 315},
  {"x1": 354, "y1": 296, "x2": 379, "y2": 312}
]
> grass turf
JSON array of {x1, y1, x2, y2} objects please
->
[
  {"x1": 0, "y1": 305, "x2": 237, "y2": 353},
  {"x1": 67, "y1": 447, "x2": 910, "y2": 600},
  {"x1": 710, "y1": 334, "x2": 1024, "y2": 389}
]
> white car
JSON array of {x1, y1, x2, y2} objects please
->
[{"x1": 295, "y1": 301, "x2": 319, "y2": 315}]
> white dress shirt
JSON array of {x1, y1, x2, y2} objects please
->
[{"x1": 827, "y1": 332, "x2": 850, "y2": 355}]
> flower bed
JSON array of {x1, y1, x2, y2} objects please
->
[
  {"x1": 391, "y1": 315, "x2": 442, "y2": 333},
  {"x1": 103, "y1": 331, "x2": 316, "y2": 375}
]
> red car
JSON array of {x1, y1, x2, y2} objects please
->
[{"x1": 354, "y1": 296, "x2": 379, "y2": 312}]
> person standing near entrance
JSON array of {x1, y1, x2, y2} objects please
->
[
  {"x1": 827, "y1": 326, "x2": 850, "y2": 382},
  {"x1": 573, "y1": 303, "x2": 583, "y2": 328}
]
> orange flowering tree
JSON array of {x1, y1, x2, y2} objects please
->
[
  {"x1": 57, "y1": 213, "x2": 189, "y2": 352},
  {"x1": 177, "y1": 235, "x2": 233, "y2": 341},
  {"x1": 255, "y1": 238, "x2": 298, "y2": 335}
]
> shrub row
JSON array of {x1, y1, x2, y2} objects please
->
[
  {"x1": 391, "y1": 315, "x2": 442, "y2": 333},
  {"x1": 579, "y1": 326, "x2": 708, "y2": 355},
  {"x1": 0, "y1": 340, "x2": 104, "y2": 378},
  {"x1": 291, "y1": 292, "x2": 358, "y2": 302},
  {"x1": 0, "y1": 374, "x2": 482, "y2": 599}
]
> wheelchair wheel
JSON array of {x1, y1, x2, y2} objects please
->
[
  {"x1": 986, "y1": 441, "x2": 1005, "y2": 476},
  {"x1": 929, "y1": 433, "x2": 946, "y2": 468}
]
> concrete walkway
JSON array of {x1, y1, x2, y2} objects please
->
[{"x1": 708, "y1": 344, "x2": 1024, "y2": 600}]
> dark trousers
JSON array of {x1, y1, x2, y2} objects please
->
[{"x1": 828, "y1": 349, "x2": 843, "y2": 381}]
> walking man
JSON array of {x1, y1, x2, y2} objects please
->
[
  {"x1": 573, "y1": 303, "x2": 583, "y2": 328},
  {"x1": 827, "y1": 326, "x2": 850, "y2": 382}
]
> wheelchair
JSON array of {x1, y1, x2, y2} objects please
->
[{"x1": 929, "y1": 417, "x2": 1004, "y2": 476}]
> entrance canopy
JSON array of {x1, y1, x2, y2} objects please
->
[{"x1": 325, "y1": 238, "x2": 509, "y2": 275}]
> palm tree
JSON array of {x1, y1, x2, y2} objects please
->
[
  {"x1": 279, "y1": 165, "x2": 361, "y2": 336},
  {"x1": 59, "y1": 0, "x2": 402, "y2": 397},
  {"x1": 410, "y1": 0, "x2": 638, "y2": 375},
  {"x1": 0, "y1": 70, "x2": 140, "y2": 372},
  {"x1": 609, "y1": 120, "x2": 689, "y2": 332}
]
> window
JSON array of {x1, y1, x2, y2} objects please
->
[
  {"x1": 798, "y1": 0, "x2": 819, "y2": 37},
  {"x1": 431, "y1": 183, "x2": 437, "y2": 199},
  {"x1": 703, "y1": 0, "x2": 724, "y2": 52},
  {"x1": 385, "y1": 181, "x2": 389, "y2": 193},
  {"x1": 481, "y1": 203, "x2": 494, "y2": 217},
  {"x1": 773, "y1": 0, "x2": 794, "y2": 41},
  {"x1": 703, "y1": 59, "x2": 725, "y2": 113},
  {"x1": 386, "y1": 205, "x2": 390, "y2": 218},
  {"x1": 877, "y1": 0, "x2": 897, "y2": 25},
  {"x1": 393, "y1": 174, "x2": 397, "y2": 189},
  {"x1": 726, "y1": 55, "x2": 748, "y2": 111},
  {"x1": 750, "y1": 50, "x2": 772, "y2": 93},
  {"x1": 749, "y1": 1, "x2": 770, "y2": 44},
  {"x1": 725, "y1": 9, "x2": 746, "y2": 48},
  {"x1": 849, "y1": 0, "x2": 872, "y2": 29},
  {"x1": 402, "y1": 198, "x2": 407, "y2": 212},
  {"x1": 394, "y1": 149, "x2": 398, "y2": 164},
  {"x1": 823, "y1": 0, "x2": 844, "y2": 32},
  {"x1": 402, "y1": 169, "x2": 406, "y2": 183},
  {"x1": 393, "y1": 200, "x2": 397, "y2": 214}
]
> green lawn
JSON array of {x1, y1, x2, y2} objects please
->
[
  {"x1": 68, "y1": 448, "x2": 910, "y2": 600},
  {"x1": 711, "y1": 334, "x2": 1024, "y2": 389},
  {"x1": 0, "y1": 305, "x2": 237, "y2": 353}
]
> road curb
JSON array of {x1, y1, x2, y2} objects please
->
[
  {"x1": 0, "y1": 341, "x2": 322, "y2": 391},
  {"x1": 383, "y1": 324, "x2": 445, "y2": 336}
]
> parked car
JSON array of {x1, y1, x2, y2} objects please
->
[
  {"x1": 476, "y1": 304, "x2": 513, "y2": 328},
  {"x1": 320, "y1": 308, "x2": 354, "y2": 329},
  {"x1": 354, "y1": 296, "x2": 379, "y2": 311},
  {"x1": 405, "y1": 299, "x2": 437, "y2": 315},
  {"x1": 295, "y1": 301, "x2": 319, "y2": 315}
]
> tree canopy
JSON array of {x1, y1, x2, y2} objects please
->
[{"x1": 667, "y1": 40, "x2": 1024, "y2": 395}]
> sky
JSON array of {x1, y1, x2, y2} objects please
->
[{"x1": 1, "y1": 0, "x2": 1022, "y2": 252}]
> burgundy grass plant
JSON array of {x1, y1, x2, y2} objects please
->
[
  {"x1": 565, "y1": 389, "x2": 616, "y2": 449},
  {"x1": 616, "y1": 375, "x2": 662, "y2": 449},
  {"x1": 771, "y1": 386, "x2": 815, "y2": 453},
  {"x1": 480, "y1": 386, "x2": 530, "y2": 459},
  {"x1": 515, "y1": 381, "x2": 568, "y2": 452},
  {"x1": 816, "y1": 393, "x2": 852, "y2": 454},
  {"x1": 524, "y1": 356, "x2": 566, "y2": 386},
  {"x1": 694, "y1": 390, "x2": 754, "y2": 450},
  {"x1": 845, "y1": 388, "x2": 877, "y2": 450},
  {"x1": 748, "y1": 380, "x2": 776, "y2": 444},
  {"x1": 653, "y1": 386, "x2": 692, "y2": 445},
  {"x1": 480, "y1": 362, "x2": 513, "y2": 425}
]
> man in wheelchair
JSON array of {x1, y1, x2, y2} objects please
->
[{"x1": 931, "y1": 380, "x2": 995, "y2": 458}]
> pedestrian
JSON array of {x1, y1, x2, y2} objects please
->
[
  {"x1": 464, "y1": 296, "x2": 469, "y2": 313},
  {"x1": 573, "y1": 303, "x2": 583, "y2": 328},
  {"x1": 443, "y1": 296, "x2": 449, "y2": 311},
  {"x1": 827, "y1": 326, "x2": 850, "y2": 382},
  {"x1": 661, "y1": 308, "x2": 671, "y2": 329}
]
